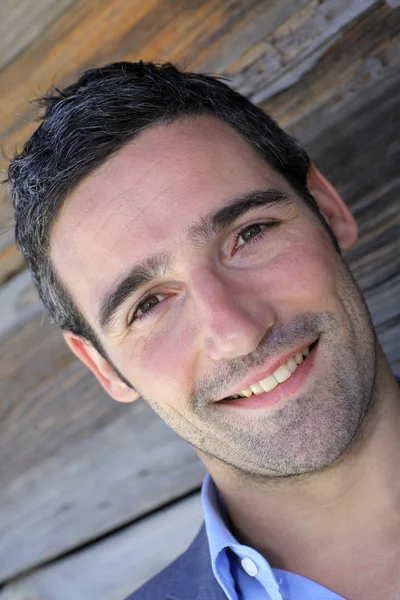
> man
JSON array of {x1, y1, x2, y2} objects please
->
[{"x1": 6, "y1": 61, "x2": 400, "y2": 599}]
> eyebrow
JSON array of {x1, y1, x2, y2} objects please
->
[{"x1": 98, "y1": 188, "x2": 291, "y2": 335}]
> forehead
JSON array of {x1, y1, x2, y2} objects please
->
[{"x1": 50, "y1": 115, "x2": 290, "y2": 325}]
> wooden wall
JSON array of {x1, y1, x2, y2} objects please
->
[{"x1": 0, "y1": 1, "x2": 399, "y2": 598}]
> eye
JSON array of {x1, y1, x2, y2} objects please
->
[
  {"x1": 129, "y1": 293, "x2": 165, "y2": 325},
  {"x1": 234, "y1": 222, "x2": 272, "y2": 252}
]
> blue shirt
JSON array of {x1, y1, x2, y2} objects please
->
[{"x1": 201, "y1": 473, "x2": 345, "y2": 600}]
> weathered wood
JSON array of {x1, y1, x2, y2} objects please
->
[
  {"x1": 226, "y1": 0, "x2": 380, "y2": 102},
  {"x1": 0, "y1": 201, "x2": 25, "y2": 285},
  {"x1": 0, "y1": 242, "x2": 25, "y2": 286},
  {"x1": 0, "y1": 269, "x2": 41, "y2": 342},
  {"x1": 0, "y1": 494, "x2": 203, "y2": 600},
  {"x1": 260, "y1": 2, "x2": 400, "y2": 140},
  {"x1": 0, "y1": 0, "x2": 78, "y2": 74},
  {"x1": 366, "y1": 275, "x2": 400, "y2": 372},
  {"x1": 0, "y1": 316, "x2": 75, "y2": 431}
]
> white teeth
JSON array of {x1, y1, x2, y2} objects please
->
[
  {"x1": 240, "y1": 388, "x2": 252, "y2": 398},
  {"x1": 235, "y1": 343, "x2": 315, "y2": 399},
  {"x1": 295, "y1": 352, "x2": 303, "y2": 364},
  {"x1": 273, "y1": 364, "x2": 292, "y2": 383},
  {"x1": 250, "y1": 382, "x2": 264, "y2": 395},
  {"x1": 259, "y1": 375, "x2": 279, "y2": 392}
]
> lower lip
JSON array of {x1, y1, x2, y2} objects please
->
[{"x1": 218, "y1": 341, "x2": 319, "y2": 410}]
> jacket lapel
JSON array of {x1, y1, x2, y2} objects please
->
[{"x1": 166, "y1": 523, "x2": 227, "y2": 600}]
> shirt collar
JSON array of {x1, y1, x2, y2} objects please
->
[
  {"x1": 201, "y1": 472, "x2": 237, "y2": 556},
  {"x1": 201, "y1": 473, "x2": 282, "y2": 599}
]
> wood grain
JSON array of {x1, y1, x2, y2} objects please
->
[
  {"x1": 0, "y1": 494, "x2": 203, "y2": 600},
  {"x1": 226, "y1": 0, "x2": 380, "y2": 102},
  {"x1": 0, "y1": 0, "x2": 78, "y2": 73},
  {"x1": 0, "y1": 269, "x2": 41, "y2": 342}
]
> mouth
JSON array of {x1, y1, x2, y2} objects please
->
[{"x1": 220, "y1": 338, "x2": 319, "y2": 403}]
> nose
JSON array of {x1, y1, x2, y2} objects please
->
[{"x1": 189, "y1": 266, "x2": 275, "y2": 361}]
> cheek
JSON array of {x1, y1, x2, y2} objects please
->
[
  {"x1": 135, "y1": 324, "x2": 195, "y2": 398},
  {"x1": 266, "y1": 233, "x2": 340, "y2": 309}
]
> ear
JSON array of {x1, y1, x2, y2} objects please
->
[
  {"x1": 307, "y1": 163, "x2": 358, "y2": 250},
  {"x1": 63, "y1": 331, "x2": 139, "y2": 403}
]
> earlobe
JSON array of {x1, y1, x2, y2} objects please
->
[
  {"x1": 307, "y1": 163, "x2": 358, "y2": 251},
  {"x1": 63, "y1": 331, "x2": 140, "y2": 403}
]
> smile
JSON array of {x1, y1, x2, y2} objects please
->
[{"x1": 223, "y1": 340, "x2": 318, "y2": 401}]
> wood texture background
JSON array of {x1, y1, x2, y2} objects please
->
[{"x1": 0, "y1": 0, "x2": 399, "y2": 598}]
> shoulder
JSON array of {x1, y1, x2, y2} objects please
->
[
  {"x1": 122, "y1": 556, "x2": 178, "y2": 600},
  {"x1": 123, "y1": 523, "x2": 212, "y2": 600}
]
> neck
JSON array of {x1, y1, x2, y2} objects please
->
[{"x1": 205, "y1": 351, "x2": 400, "y2": 587}]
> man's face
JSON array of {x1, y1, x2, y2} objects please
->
[{"x1": 51, "y1": 116, "x2": 376, "y2": 477}]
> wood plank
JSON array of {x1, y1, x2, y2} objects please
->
[
  {"x1": 348, "y1": 183, "x2": 400, "y2": 294},
  {"x1": 0, "y1": 242, "x2": 25, "y2": 286},
  {"x1": 0, "y1": 0, "x2": 78, "y2": 73},
  {"x1": 226, "y1": 0, "x2": 380, "y2": 103},
  {"x1": 0, "y1": 494, "x2": 203, "y2": 600},
  {"x1": 0, "y1": 316, "x2": 77, "y2": 440},
  {"x1": 260, "y1": 2, "x2": 400, "y2": 141},
  {"x1": 0, "y1": 269, "x2": 41, "y2": 342},
  {"x1": 379, "y1": 323, "x2": 400, "y2": 374},
  {"x1": 366, "y1": 275, "x2": 400, "y2": 373},
  {"x1": 367, "y1": 274, "x2": 400, "y2": 330},
  {"x1": 0, "y1": 198, "x2": 25, "y2": 285}
]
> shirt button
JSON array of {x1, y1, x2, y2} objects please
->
[{"x1": 241, "y1": 557, "x2": 258, "y2": 577}]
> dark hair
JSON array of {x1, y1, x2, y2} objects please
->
[{"x1": 5, "y1": 61, "x2": 339, "y2": 375}]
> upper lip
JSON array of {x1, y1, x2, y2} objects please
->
[{"x1": 216, "y1": 337, "x2": 319, "y2": 401}]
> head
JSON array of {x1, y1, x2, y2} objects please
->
[{"x1": 7, "y1": 61, "x2": 378, "y2": 480}]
